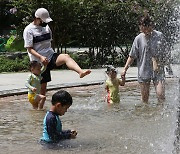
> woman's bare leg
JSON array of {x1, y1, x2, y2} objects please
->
[
  {"x1": 139, "y1": 82, "x2": 150, "y2": 104},
  {"x1": 56, "y1": 54, "x2": 91, "y2": 78}
]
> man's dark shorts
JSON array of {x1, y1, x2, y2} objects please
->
[{"x1": 41, "y1": 53, "x2": 59, "y2": 84}]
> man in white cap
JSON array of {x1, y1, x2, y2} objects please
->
[
  {"x1": 35, "y1": 8, "x2": 53, "y2": 24},
  {"x1": 23, "y1": 8, "x2": 91, "y2": 98}
]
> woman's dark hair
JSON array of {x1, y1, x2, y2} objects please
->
[
  {"x1": 52, "y1": 90, "x2": 73, "y2": 106},
  {"x1": 138, "y1": 15, "x2": 153, "y2": 27}
]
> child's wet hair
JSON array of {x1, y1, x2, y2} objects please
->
[
  {"x1": 51, "y1": 90, "x2": 73, "y2": 106},
  {"x1": 29, "y1": 60, "x2": 40, "y2": 68},
  {"x1": 29, "y1": 61, "x2": 41, "y2": 70},
  {"x1": 106, "y1": 65, "x2": 117, "y2": 74}
]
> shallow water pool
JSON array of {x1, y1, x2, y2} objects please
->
[{"x1": 0, "y1": 79, "x2": 179, "y2": 154}]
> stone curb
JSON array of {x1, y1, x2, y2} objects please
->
[{"x1": 0, "y1": 78, "x2": 137, "y2": 98}]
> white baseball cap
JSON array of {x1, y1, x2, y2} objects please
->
[{"x1": 35, "y1": 8, "x2": 53, "y2": 23}]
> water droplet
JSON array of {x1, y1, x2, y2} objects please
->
[{"x1": 150, "y1": 143, "x2": 154, "y2": 147}]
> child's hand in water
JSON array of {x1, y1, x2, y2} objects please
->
[{"x1": 70, "y1": 130, "x2": 77, "y2": 139}]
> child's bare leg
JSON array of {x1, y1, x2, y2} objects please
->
[
  {"x1": 56, "y1": 54, "x2": 91, "y2": 78},
  {"x1": 32, "y1": 104, "x2": 38, "y2": 110},
  {"x1": 38, "y1": 95, "x2": 46, "y2": 109},
  {"x1": 34, "y1": 95, "x2": 46, "y2": 110}
]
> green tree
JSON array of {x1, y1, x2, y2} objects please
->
[{"x1": 10, "y1": 0, "x2": 180, "y2": 68}]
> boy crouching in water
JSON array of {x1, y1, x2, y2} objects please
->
[
  {"x1": 41, "y1": 90, "x2": 77, "y2": 143},
  {"x1": 105, "y1": 66, "x2": 125, "y2": 104}
]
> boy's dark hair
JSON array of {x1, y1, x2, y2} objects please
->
[
  {"x1": 138, "y1": 15, "x2": 153, "y2": 27},
  {"x1": 52, "y1": 90, "x2": 72, "y2": 106},
  {"x1": 29, "y1": 61, "x2": 41, "y2": 70}
]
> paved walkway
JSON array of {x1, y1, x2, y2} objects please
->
[
  {"x1": 0, "y1": 64, "x2": 179, "y2": 97},
  {"x1": 0, "y1": 67, "x2": 138, "y2": 97}
]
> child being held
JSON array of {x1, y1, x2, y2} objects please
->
[
  {"x1": 25, "y1": 61, "x2": 46, "y2": 110},
  {"x1": 105, "y1": 66, "x2": 125, "y2": 104},
  {"x1": 41, "y1": 90, "x2": 77, "y2": 143}
]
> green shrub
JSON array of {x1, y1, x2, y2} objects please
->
[
  {"x1": 0, "y1": 55, "x2": 29, "y2": 73},
  {"x1": 70, "y1": 53, "x2": 91, "y2": 68},
  {"x1": 0, "y1": 52, "x2": 127, "y2": 73}
]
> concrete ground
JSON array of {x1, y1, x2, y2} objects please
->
[
  {"x1": 0, "y1": 67, "x2": 138, "y2": 97},
  {"x1": 0, "y1": 64, "x2": 179, "y2": 97}
]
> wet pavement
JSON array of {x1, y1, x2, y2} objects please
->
[
  {"x1": 0, "y1": 65, "x2": 179, "y2": 154},
  {"x1": 0, "y1": 78, "x2": 179, "y2": 154}
]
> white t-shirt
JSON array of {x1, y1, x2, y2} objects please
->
[{"x1": 23, "y1": 23, "x2": 54, "y2": 62}]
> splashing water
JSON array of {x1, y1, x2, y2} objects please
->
[{"x1": 0, "y1": 77, "x2": 179, "y2": 154}]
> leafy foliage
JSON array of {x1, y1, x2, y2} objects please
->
[
  {"x1": 0, "y1": 55, "x2": 29, "y2": 73},
  {"x1": 0, "y1": 0, "x2": 179, "y2": 70}
]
